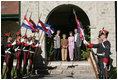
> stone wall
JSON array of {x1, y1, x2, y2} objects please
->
[{"x1": 21, "y1": 1, "x2": 116, "y2": 66}]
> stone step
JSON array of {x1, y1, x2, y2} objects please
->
[
  {"x1": 46, "y1": 61, "x2": 96, "y2": 79},
  {"x1": 49, "y1": 70, "x2": 95, "y2": 74},
  {"x1": 47, "y1": 61, "x2": 91, "y2": 66},
  {"x1": 41, "y1": 74, "x2": 96, "y2": 79}
]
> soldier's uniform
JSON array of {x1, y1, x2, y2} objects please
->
[
  {"x1": 15, "y1": 35, "x2": 23, "y2": 78},
  {"x1": 87, "y1": 29, "x2": 111, "y2": 79},
  {"x1": 29, "y1": 39, "x2": 36, "y2": 74},
  {"x1": 4, "y1": 35, "x2": 15, "y2": 79},
  {"x1": 22, "y1": 37, "x2": 29, "y2": 75}
]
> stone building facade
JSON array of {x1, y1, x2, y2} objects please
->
[{"x1": 21, "y1": 1, "x2": 116, "y2": 66}]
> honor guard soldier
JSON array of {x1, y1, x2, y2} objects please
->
[
  {"x1": 28, "y1": 36, "x2": 41, "y2": 75},
  {"x1": 28, "y1": 36, "x2": 36, "y2": 74},
  {"x1": 84, "y1": 28, "x2": 111, "y2": 79},
  {"x1": 22, "y1": 36, "x2": 29, "y2": 76},
  {"x1": 14, "y1": 33, "x2": 23, "y2": 78},
  {"x1": 4, "y1": 33, "x2": 16, "y2": 79}
]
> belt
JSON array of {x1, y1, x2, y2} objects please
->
[
  {"x1": 23, "y1": 50, "x2": 29, "y2": 52},
  {"x1": 96, "y1": 53, "x2": 105, "y2": 56},
  {"x1": 30, "y1": 51, "x2": 34, "y2": 53},
  {"x1": 5, "y1": 50, "x2": 11, "y2": 54}
]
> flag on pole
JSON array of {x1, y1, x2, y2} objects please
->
[
  {"x1": 44, "y1": 24, "x2": 55, "y2": 34},
  {"x1": 22, "y1": 16, "x2": 38, "y2": 32},
  {"x1": 73, "y1": 9, "x2": 85, "y2": 40},
  {"x1": 37, "y1": 19, "x2": 51, "y2": 38},
  {"x1": 29, "y1": 18, "x2": 39, "y2": 33},
  {"x1": 37, "y1": 23, "x2": 54, "y2": 34},
  {"x1": 29, "y1": 19, "x2": 37, "y2": 29}
]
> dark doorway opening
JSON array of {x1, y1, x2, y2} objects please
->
[{"x1": 45, "y1": 4, "x2": 90, "y2": 61}]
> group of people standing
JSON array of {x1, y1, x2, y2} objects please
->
[
  {"x1": 53, "y1": 28, "x2": 112, "y2": 79},
  {"x1": 1, "y1": 33, "x2": 41, "y2": 79},
  {"x1": 53, "y1": 29, "x2": 82, "y2": 61}
]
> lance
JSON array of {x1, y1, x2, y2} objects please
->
[
  {"x1": 32, "y1": 14, "x2": 43, "y2": 57},
  {"x1": 73, "y1": 9, "x2": 98, "y2": 78},
  {"x1": 12, "y1": 9, "x2": 29, "y2": 49},
  {"x1": 19, "y1": 8, "x2": 31, "y2": 56},
  {"x1": 12, "y1": 9, "x2": 29, "y2": 78},
  {"x1": 30, "y1": 30, "x2": 43, "y2": 73},
  {"x1": 33, "y1": 30, "x2": 43, "y2": 57},
  {"x1": 16, "y1": 8, "x2": 29, "y2": 55},
  {"x1": 26, "y1": 12, "x2": 36, "y2": 59},
  {"x1": 36, "y1": 32, "x2": 45, "y2": 56}
]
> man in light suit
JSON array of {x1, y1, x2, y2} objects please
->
[
  {"x1": 74, "y1": 29, "x2": 82, "y2": 61},
  {"x1": 53, "y1": 30, "x2": 61, "y2": 61}
]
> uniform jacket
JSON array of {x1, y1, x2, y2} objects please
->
[
  {"x1": 88, "y1": 39, "x2": 111, "y2": 63},
  {"x1": 5, "y1": 42, "x2": 14, "y2": 54},
  {"x1": 15, "y1": 40, "x2": 22, "y2": 51},
  {"x1": 30, "y1": 41, "x2": 36, "y2": 53},
  {"x1": 23, "y1": 42, "x2": 29, "y2": 52}
]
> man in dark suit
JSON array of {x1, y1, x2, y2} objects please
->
[{"x1": 74, "y1": 29, "x2": 82, "y2": 61}]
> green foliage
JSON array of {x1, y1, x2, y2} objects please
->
[
  {"x1": 81, "y1": 50, "x2": 89, "y2": 60},
  {"x1": 46, "y1": 35, "x2": 54, "y2": 57},
  {"x1": 108, "y1": 66, "x2": 117, "y2": 79}
]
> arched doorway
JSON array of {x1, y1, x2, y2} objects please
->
[{"x1": 45, "y1": 4, "x2": 90, "y2": 61}]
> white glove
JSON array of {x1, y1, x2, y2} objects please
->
[
  {"x1": 12, "y1": 40, "x2": 16, "y2": 45},
  {"x1": 21, "y1": 38, "x2": 24, "y2": 43},
  {"x1": 29, "y1": 41, "x2": 33, "y2": 45},
  {"x1": 23, "y1": 47, "x2": 25, "y2": 50},
  {"x1": 83, "y1": 40, "x2": 89, "y2": 45},
  {"x1": 103, "y1": 62, "x2": 107, "y2": 69},
  {"x1": 35, "y1": 43, "x2": 41, "y2": 47},
  {"x1": 35, "y1": 43, "x2": 39, "y2": 47},
  {"x1": 5, "y1": 48, "x2": 11, "y2": 54},
  {"x1": 15, "y1": 46, "x2": 19, "y2": 52},
  {"x1": 15, "y1": 48, "x2": 18, "y2": 52},
  {"x1": 5, "y1": 50, "x2": 7, "y2": 54}
]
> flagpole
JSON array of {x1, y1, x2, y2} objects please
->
[
  {"x1": 12, "y1": 9, "x2": 29, "y2": 78},
  {"x1": 26, "y1": 12, "x2": 36, "y2": 59},
  {"x1": 33, "y1": 30, "x2": 43, "y2": 57},
  {"x1": 36, "y1": 32, "x2": 45, "y2": 56},
  {"x1": 73, "y1": 9, "x2": 98, "y2": 78},
  {"x1": 32, "y1": 14, "x2": 43, "y2": 57},
  {"x1": 82, "y1": 25, "x2": 100, "y2": 74},
  {"x1": 19, "y1": 9, "x2": 29, "y2": 55},
  {"x1": 19, "y1": 8, "x2": 29, "y2": 35}
]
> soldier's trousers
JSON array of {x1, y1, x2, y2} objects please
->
[
  {"x1": 29, "y1": 53, "x2": 34, "y2": 73},
  {"x1": 5, "y1": 54, "x2": 13, "y2": 79},
  {"x1": 16, "y1": 51, "x2": 22, "y2": 77},
  {"x1": 23, "y1": 52, "x2": 28, "y2": 75},
  {"x1": 98, "y1": 57, "x2": 109, "y2": 79}
]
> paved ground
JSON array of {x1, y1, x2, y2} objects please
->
[
  {"x1": 3, "y1": 61, "x2": 96, "y2": 79},
  {"x1": 26, "y1": 61, "x2": 96, "y2": 79}
]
